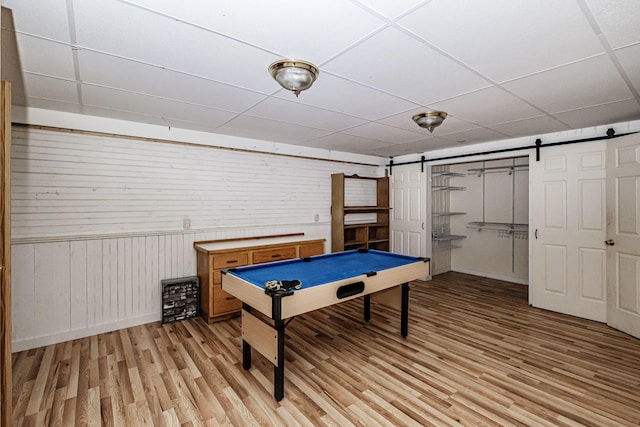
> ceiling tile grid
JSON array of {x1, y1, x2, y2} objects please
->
[{"x1": 0, "y1": 0, "x2": 638, "y2": 157}]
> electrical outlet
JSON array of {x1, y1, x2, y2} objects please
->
[
  {"x1": 314, "y1": 214, "x2": 319, "y2": 222},
  {"x1": 183, "y1": 218, "x2": 191, "y2": 230}
]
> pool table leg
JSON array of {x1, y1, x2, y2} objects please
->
[
  {"x1": 274, "y1": 318, "x2": 285, "y2": 401},
  {"x1": 272, "y1": 294, "x2": 286, "y2": 401},
  {"x1": 401, "y1": 282, "x2": 410, "y2": 338},
  {"x1": 364, "y1": 295, "x2": 371, "y2": 322},
  {"x1": 242, "y1": 304, "x2": 252, "y2": 370}
]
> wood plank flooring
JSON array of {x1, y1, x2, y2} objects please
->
[{"x1": 12, "y1": 272, "x2": 640, "y2": 426}]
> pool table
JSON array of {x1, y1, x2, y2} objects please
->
[{"x1": 221, "y1": 249, "x2": 430, "y2": 401}]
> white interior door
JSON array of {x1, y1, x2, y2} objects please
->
[
  {"x1": 530, "y1": 141, "x2": 607, "y2": 322},
  {"x1": 606, "y1": 133, "x2": 640, "y2": 339},
  {"x1": 389, "y1": 165, "x2": 429, "y2": 264}
]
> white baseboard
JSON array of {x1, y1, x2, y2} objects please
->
[
  {"x1": 451, "y1": 268, "x2": 529, "y2": 285},
  {"x1": 12, "y1": 313, "x2": 160, "y2": 353}
]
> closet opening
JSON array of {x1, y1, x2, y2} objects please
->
[{"x1": 430, "y1": 156, "x2": 529, "y2": 285}]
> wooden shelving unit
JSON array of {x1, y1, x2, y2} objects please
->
[{"x1": 331, "y1": 173, "x2": 389, "y2": 252}]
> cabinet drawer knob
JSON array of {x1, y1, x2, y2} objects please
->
[
  {"x1": 226, "y1": 260, "x2": 238, "y2": 264},
  {"x1": 272, "y1": 254, "x2": 281, "y2": 258}
]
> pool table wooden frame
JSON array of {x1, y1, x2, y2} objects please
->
[{"x1": 221, "y1": 250, "x2": 430, "y2": 401}]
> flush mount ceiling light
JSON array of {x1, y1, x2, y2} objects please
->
[
  {"x1": 412, "y1": 111, "x2": 448, "y2": 133},
  {"x1": 268, "y1": 59, "x2": 319, "y2": 97}
]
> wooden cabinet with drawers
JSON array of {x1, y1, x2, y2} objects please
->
[{"x1": 194, "y1": 236, "x2": 325, "y2": 323}]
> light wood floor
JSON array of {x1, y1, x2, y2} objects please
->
[{"x1": 12, "y1": 272, "x2": 640, "y2": 426}]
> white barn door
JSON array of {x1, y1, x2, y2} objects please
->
[
  {"x1": 389, "y1": 165, "x2": 429, "y2": 269},
  {"x1": 606, "y1": 133, "x2": 640, "y2": 339},
  {"x1": 530, "y1": 141, "x2": 607, "y2": 322}
]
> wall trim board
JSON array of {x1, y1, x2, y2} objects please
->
[
  {"x1": 12, "y1": 107, "x2": 387, "y2": 167},
  {"x1": 14, "y1": 123, "x2": 381, "y2": 167},
  {"x1": 11, "y1": 221, "x2": 329, "y2": 245},
  {"x1": 11, "y1": 313, "x2": 158, "y2": 353}
]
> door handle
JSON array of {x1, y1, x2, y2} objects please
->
[
  {"x1": 535, "y1": 229, "x2": 538, "y2": 239},
  {"x1": 422, "y1": 222, "x2": 425, "y2": 230},
  {"x1": 605, "y1": 239, "x2": 615, "y2": 246}
]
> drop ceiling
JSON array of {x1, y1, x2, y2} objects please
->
[{"x1": 1, "y1": 0, "x2": 639, "y2": 158}]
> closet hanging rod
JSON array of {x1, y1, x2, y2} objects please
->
[
  {"x1": 468, "y1": 164, "x2": 529, "y2": 176},
  {"x1": 467, "y1": 221, "x2": 528, "y2": 232},
  {"x1": 386, "y1": 128, "x2": 638, "y2": 173}
]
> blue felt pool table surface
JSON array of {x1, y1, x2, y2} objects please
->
[{"x1": 226, "y1": 249, "x2": 422, "y2": 289}]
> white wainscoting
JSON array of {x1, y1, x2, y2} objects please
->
[
  {"x1": 11, "y1": 126, "x2": 379, "y2": 351},
  {"x1": 11, "y1": 226, "x2": 330, "y2": 351}
]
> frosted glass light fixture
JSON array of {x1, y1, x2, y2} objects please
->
[
  {"x1": 268, "y1": 59, "x2": 319, "y2": 97},
  {"x1": 412, "y1": 111, "x2": 447, "y2": 133}
]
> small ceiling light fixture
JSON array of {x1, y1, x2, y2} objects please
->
[
  {"x1": 268, "y1": 59, "x2": 319, "y2": 97},
  {"x1": 412, "y1": 111, "x2": 447, "y2": 133}
]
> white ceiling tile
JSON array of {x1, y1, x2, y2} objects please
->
[
  {"x1": 26, "y1": 98, "x2": 83, "y2": 115},
  {"x1": 3, "y1": 33, "x2": 76, "y2": 79},
  {"x1": 81, "y1": 85, "x2": 238, "y2": 126},
  {"x1": 323, "y1": 27, "x2": 490, "y2": 104},
  {"x1": 244, "y1": 98, "x2": 367, "y2": 131},
  {"x1": 615, "y1": 44, "x2": 640, "y2": 92},
  {"x1": 439, "y1": 127, "x2": 510, "y2": 146},
  {"x1": 126, "y1": 0, "x2": 385, "y2": 63},
  {"x1": 2, "y1": 0, "x2": 71, "y2": 42},
  {"x1": 216, "y1": 115, "x2": 331, "y2": 144},
  {"x1": 286, "y1": 73, "x2": 418, "y2": 120},
  {"x1": 553, "y1": 99, "x2": 640, "y2": 129},
  {"x1": 431, "y1": 87, "x2": 544, "y2": 126},
  {"x1": 372, "y1": 145, "x2": 420, "y2": 158},
  {"x1": 584, "y1": 0, "x2": 640, "y2": 48},
  {"x1": 341, "y1": 122, "x2": 424, "y2": 143},
  {"x1": 400, "y1": 0, "x2": 604, "y2": 82},
  {"x1": 77, "y1": 50, "x2": 266, "y2": 112},
  {"x1": 73, "y1": 0, "x2": 280, "y2": 93},
  {"x1": 387, "y1": 138, "x2": 457, "y2": 157},
  {"x1": 306, "y1": 133, "x2": 394, "y2": 156},
  {"x1": 503, "y1": 55, "x2": 634, "y2": 114},
  {"x1": 490, "y1": 116, "x2": 569, "y2": 139},
  {"x1": 82, "y1": 105, "x2": 173, "y2": 128},
  {"x1": 23, "y1": 73, "x2": 78, "y2": 103}
]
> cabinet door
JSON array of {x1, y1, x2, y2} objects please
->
[
  {"x1": 300, "y1": 242, "x2": 324, "y2": 258},
  {"x1": 253, "y1": 246, "x2": 297, "y2": 264},
  {"x1": 212, "y1": 284, "x2": 242, "y2": 314},
  {"x1": 212, "y1": 251, "x2": 248, "y2": 269}
]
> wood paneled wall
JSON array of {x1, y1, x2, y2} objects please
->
[
  {"x1": 11, "y1": 127, "x2": 378, "y2": 240},
  {"x1": 10, "y1": 126, "x2": 380, "y2": 351}
]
